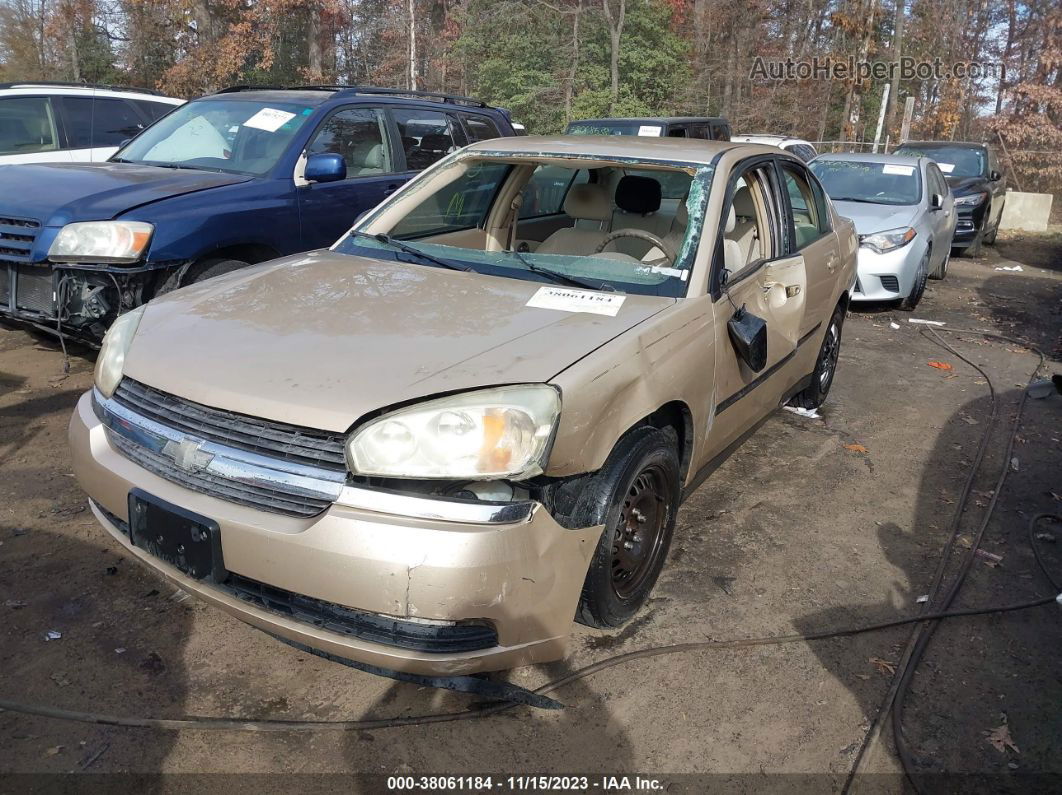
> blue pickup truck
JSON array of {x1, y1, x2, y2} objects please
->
[{"x1": 0, "y1": 85, "x2": 517, "y2": 341}]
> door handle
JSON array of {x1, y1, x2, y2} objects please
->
[
  {"x1": 383, "y1": 184, "x2": 400, "y2": 196},
  {"x1": 825, "y1": 254, "x2": 838, "y2": 272}
]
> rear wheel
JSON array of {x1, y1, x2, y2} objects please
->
[
  {"x1": 899, "y1": 252, "x2": 929, "y2": 311},
  {"x1": 788, "y1": 303, "x2": 844, "y2": 410},
  {"x1": 575, "y1": 427, "x2": 681, "y2": 629}
]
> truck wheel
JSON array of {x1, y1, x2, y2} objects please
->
[
  {"x1": 186, "y1": 257, "x2": 250, "y2": 285},
  {"x1": 788, "y1": 302, "x2": 844, "y2": 410},
  {"x1": 574, "y1": 427, "x2": 681, "y2": 629}
]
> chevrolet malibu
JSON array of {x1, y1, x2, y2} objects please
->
[{"x1": 70, "y1": 136, "x2": 856, "y2": 674}]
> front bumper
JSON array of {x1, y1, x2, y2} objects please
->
[
  {"x1": 951, "y1": 203, "x2": 987, "y2": 244},
  {"x1": 850, "y1": 242, "x2": 923, "y2": 302},
  {"x1": 70, "y1": 391, "x2": 602, "y2": 675}
]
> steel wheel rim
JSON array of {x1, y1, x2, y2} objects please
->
[
  {"x1": 819, "y1": 320, "x2": 841, "y2": 389},
  {"x1": 610, "y1": 465, "x2": 669, "y2": 599}
]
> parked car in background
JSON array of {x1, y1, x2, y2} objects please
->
[
  {"x1": 566, "y1": 116, "x2": 731, "y2": 140},
  {"x1": 731, "y1": 134, "x2": 818, "y2": 162},
  {"x1": 71, "y1": 135, "x2": 855, "y2": 675},
  {"x1": 0, "y1": 85, "x2": 516, "y2": 342},
  {"x1": 0, "y1": 82, "x2": 184, "y2": 165},
  {"x1": 810, "y1": 152, "x2": 955, "y2": 310},
  {"x1": 892, "y1": 140, "x2": 1004, "y2": 257}
]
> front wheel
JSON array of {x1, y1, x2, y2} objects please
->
[
  {"x1": 575, "y1": 427, "x2": 681, "y2": 629},
  {"x1": 898, "y1": 252, "x2": 929, "y2": 311},
  {"x1": 186, "y1": 257, "x2": 250, "y2": 285},
  {"x1": 788, "y1": 303, "x2": 844, "y2": 410}
]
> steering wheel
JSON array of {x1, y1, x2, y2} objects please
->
[{"x1": 593, "y1": 229, "x2": 678, "y2": 265}]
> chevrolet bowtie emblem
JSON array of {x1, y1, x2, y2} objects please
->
[{"x1": 165, "y1": 438, "x2": 215, "y2": 473}]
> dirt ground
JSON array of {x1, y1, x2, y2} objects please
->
[{"x1": 1, "y1": 235, "x2": 1060, "y2": 791}]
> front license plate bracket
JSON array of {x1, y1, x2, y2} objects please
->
[{"x1": 128, "y1": 489, "x2": 226, "y2": 583}]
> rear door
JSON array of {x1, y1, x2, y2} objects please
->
[
  {"x1": 57, "y1": 95, "x2": 150, "y2": 161},
  {"x1": 296, "y1": 105, "x2": 399, "y2": 249},
  {"x1": 927, "y1": 162, "x2": 956, "y2": 252},
  {"x1": 0, "y1": 95, "x2": 68, "y2": 164}
]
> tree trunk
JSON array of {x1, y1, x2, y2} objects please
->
[
  {"x1": 564, "y1": 0, "x2": 582, "y2": 124},
  {"x1": 407, "y1": 0, "x2": 418, "y2": 90},
  {"x1": 601, "y1": 0, "x2": 625, "y2": 113},
  {"x1": 884, "y1": 0, "x2": 904, "y2": 135},
  {"x1": 308, "y1": 3, "x2": 323, "y2": 77}
]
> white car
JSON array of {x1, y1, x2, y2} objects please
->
[
  {"x1": 731, "y1": 134, "x2": 818, "y2": 162},
  {"x1": 0, "y1": 82, "x2": 184, "y2": 165}
]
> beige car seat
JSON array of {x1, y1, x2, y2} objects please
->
[{"x1": 536, "y1": 183, "x2": 612, "y2": 255}]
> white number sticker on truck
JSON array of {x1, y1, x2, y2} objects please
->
[
  {"x1": 526, "y1": 286, "x2": 627, "y2": 316},
  {"x1": 937, "y1": 162, "x2": 955, "y2": 173},
  {"x1": 243, "y1": 108, "x2": 296, "y2": 133},
  {"x1": 637, "y1": 125, "x2": 663, "y2": 136},
  {"x1": 882, "y1": 164, "x2": 915, "y2": 176}
]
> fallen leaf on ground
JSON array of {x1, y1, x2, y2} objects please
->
[
  {"x1": 44, "y1": 746, "x2": 63, "y2": 757},
  {"x1": 986, "y1": 723, "x2": 1020, "y2": 754},
  {"x1": 975, "y1": 548, "x2": 1004, "y2": 567},
  {"x1": 869, "y1": 657, "x2": 896, "y2": 675},
  {"x1": 844, "y1": 443, "x2": 868, "y2": 453},
  {"x1": 927, "y1": 361, "x2": 953, "y2": 371}
]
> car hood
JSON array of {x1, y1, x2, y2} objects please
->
[
  {"x1": 832, "y1": 201, "x2": 920, "y2": 235},
  {"x1": 944, "y1": 175, "x2": 988, "y2": 195},
  {"x1": 0, "y1": 162, "x2": 252, "y2": 225},
  {"x1": 124, "y1": 251, "x2": 674, "y2": 432}
]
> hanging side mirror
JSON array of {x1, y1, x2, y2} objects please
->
[{"x1": 727, "y1": 305, "x2": 768, "y2": 372}]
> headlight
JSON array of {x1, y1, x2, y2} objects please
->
[
  {"x1": 348, "y1": 385, "x2": 561, "y2": 480},
  {"x1": 859, "y1": 227, "x2": 916, "y2": 254},
  {"x1": 94, "y1": 306, "x2": 145, "y2": 398},
  {"x1": 953, "y1": 191, "x2": 988, "y2": 207},
  {"x1": 49, "y1": 221, "x2": 153, "y2": 263}
]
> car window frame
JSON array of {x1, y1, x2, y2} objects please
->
[
  {"x1": 708, "y1": 154, "x2": 785, "y2": 299},
  {"x1": 390, "y1": 161, "x2": 515, "y2": 240},
  {"x1": 777, "y1": 158, "x2": 832, "y2": 250},
  {"x1": 386, "y1": 105, "x2": 466, "y2": 175},
  {"x1": 459, "y1": 112, "x2": 503, "y2": 144},
  {"x1": 303, "y1": 103, "x2": 394, "y2": 181},
  {"x1": 57, "y1": 95, "x2": 148, "y2": 149},
  {"x1": 0, "y1": 94, "x2": 62, "y2": 155}
]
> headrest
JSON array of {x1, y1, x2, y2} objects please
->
[
  {"x1": 675, "y1": 201, "x2": 689, "y2": 228},
  {"x1": 419, "y1": 134, "x2": 450, "y2": 151},
  {"x1": 615, "y1": 175, "x2": 662, "y2": 215},
  {"x1": 725, "y1": 205, "x2": 736, "y2": 234},
  {"x1": 356, "y1": 142, "x2": 384, "y2": 169},
  {"x1": 732, "y1": 185, "x2": 756, "y2": 219},
  {"x1": 563, "y1": 183, "x2": 611, "y2": 222}
]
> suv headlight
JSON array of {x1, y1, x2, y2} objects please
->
[
  {"x1": 94, "y1": 306, "x2": 145, "y2": 398},
  {"x1": 49, "y1": 221, "x2": 154, "y2": 263},
  {"x1": 348, "y1": 385, "x2": 561, "y2": 480},
  {"x1": 953, "y1": 191, "x2": 988, "y2": 206},
  {"x1": 859, "y1": 227, "x2": 916, "y2": 254}
]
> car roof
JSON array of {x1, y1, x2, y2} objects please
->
[
  {"x1": 204, "y1": 85, "x2": 501, "y2": 112},
  {"x1": 0, "y1": 82, "x2": 182, "y2": 102},
  {"x1": 732, "y1": 134, "x2": 812, "y2": 145},
  {"x1": 570, "y1": 116, "x2": 728, "y2": 125},
  {"x1": 814, "y1": 152, "x2": 924, "y2": 166},
  {"x1": 465, "y1": 135, "x2": 770, "y2": 166},
  {"x1": 898, "y1": 140, "x2": 988, "y2": 150}
]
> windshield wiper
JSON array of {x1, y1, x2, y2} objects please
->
[
  {"x1": 505, "y1": 248, "x2": 614, "y2": 292},
  {"x1": 831, "y1": 196, "x2": 883, "y2": 204},
  {"x1": 354, "y1": 232, "x2": 473, "y2": 273}
]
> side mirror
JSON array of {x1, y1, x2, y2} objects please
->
[
  {"x1": 930, "y1": 193, "x2": 944, "y2": 211},
  {"x1": 727, "y1": 306, "x2": 768, "y2": 372},
  {"x1": 990, "y1": 169, "x2": 1002, "y2": 182},
  {"x1": 304, "y1": 153, "x2": 346, "y2": 184}
]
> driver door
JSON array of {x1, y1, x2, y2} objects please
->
[{"x1": 704, "y1": 159, "x2": 809, "y2": 454}]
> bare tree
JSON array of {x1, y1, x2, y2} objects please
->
[{"x1": 601, "y1": 0, "x2": 624, "y2": 112}]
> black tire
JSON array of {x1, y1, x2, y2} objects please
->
[
  {"x1": 929, "y1": 247, "x2": 949, "y2": 280},
  {"x1": 982, "y1": 210, "x2": 1000, "y2": 245},
  {"x1": 788, "y1": 302, "x2": 844, "y2": 410},
  {"x1": 898, "y1": 251, "x2": 929, "y2": 311},
  {"x1": 575, "y1": 427, "x2": 681, "y2": 629},
  {"x1": 955, "y1": 228, "x2": 984, "y2": 258},
  {"x1": 185, "y1": 257, "x2": 250, "y2": 285}
]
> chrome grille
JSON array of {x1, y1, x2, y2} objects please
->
[
  {"x1": 15, "y1": 265, "x2": 53, "y2": 314},
  {"x1": 0, "y1": 215, "x2": 40, "y2": 262},
  {"x1": 108, "y1": 432, "x2": 334, "y2": 517},
  {"x1": 114, "y1": 379, "x2": 348, "y2": 471}
]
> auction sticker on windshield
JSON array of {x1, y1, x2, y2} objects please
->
[
  {"x1": 937, "y1": 163, "x2": 955, "y2": 173},
  {"x1": 243, "y1": 108, "x2": 297, "y2": 132},
  {"x1": 526, "y1": 286, "x2": 627, "y2": 316},
  {"x1": 638, "y1": 125, "x2": 663, "y2": 136},
  {"x1": 882, "y1": 164, "x2": 915, "y2": 176}
]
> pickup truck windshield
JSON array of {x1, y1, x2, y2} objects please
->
[
  {"x1": 810, "y1": 159, "x2": 922, "y2": 206},
  {"x1": 113, "y1": 99, "x2": 312, "y2": 176}
]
